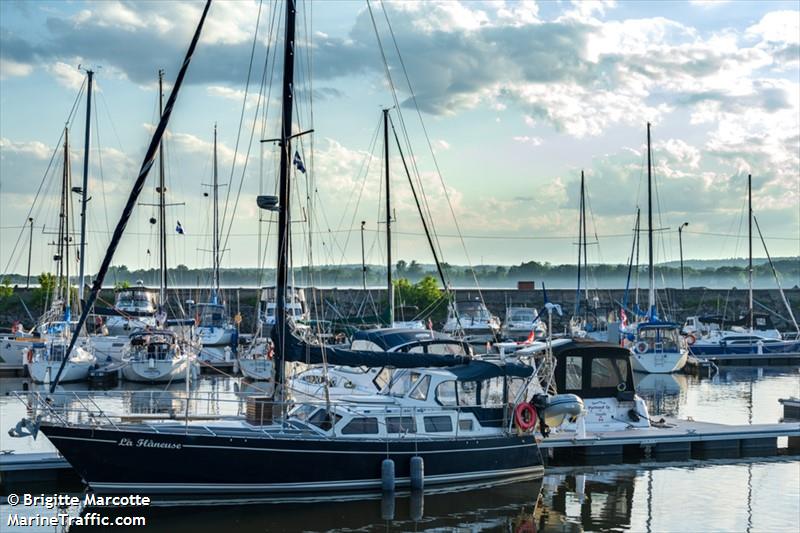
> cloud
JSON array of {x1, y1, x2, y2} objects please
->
[
  {"x1": 46, "y1": 61, "x2": 86, "y2": 90},
  {"x1": 512, "y1": 136, "x2": 543, "y2": 146},
  {"x1": 0, "y1": 57, "x2": 33, "y2": 78}
]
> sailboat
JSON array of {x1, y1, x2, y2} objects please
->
[
  {"x1": 194, "y1": 126, "x2": 238, "y2": 370},
  {"x1": 26, "y1": 127, "x2": 96, "y2": 384},
  {"x1": 623, "y1": 124, "x2": 688, "y2": 374},
  {"x1": 685, "y1": 175, "x2": 800, "y2": 359},
  {"x1": 120, "y1": 70, "x2": 198, "y2": 383},
  {"x1": 14, "y1": 0, "x2": 544, "y2": 495}
]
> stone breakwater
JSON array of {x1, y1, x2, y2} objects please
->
[{"x1": 2, "y1": 287, "x2": 798, "y2": 333}]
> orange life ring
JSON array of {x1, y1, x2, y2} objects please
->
[
  {"x1": 514, "y1": 402, "x2": 537, "y2": 432},
  {"x1": 686, "y1": 334, "x2": 696, "y2": 346},
  {"x1": 636, "y1": 341, "x2": 649, "y2": 353}
]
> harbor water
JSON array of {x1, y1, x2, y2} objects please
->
[{"x1": 1, "y1": 367, "x2": 798, "y2": 532}]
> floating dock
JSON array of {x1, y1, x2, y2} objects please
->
[{"x1": 541, "y1": 418, "x2": 800, "y2": 463}]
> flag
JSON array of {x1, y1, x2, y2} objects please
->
[
  {"x1": 293, "y1": 151, "x2": 306, "y2": 173},
  {"x1": 620, "y1": 308, "x2": 628, "y2": 327},
  {"x1": 427, "y1": 318, "x2": 433, "y2": 330},
  {"x1": 176, "y1": 221, "x2": 185, "y2": 234}
]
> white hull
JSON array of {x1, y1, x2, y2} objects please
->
[
  {"x1": 630, "y1": 349, "x2": 688, "y2": 374},
  {"x1": 0, "y1": 338, "x2": 37, "y2": 370},
  {"x1": 238, "y1": 358, "x2": 274, "y2": 381},
  {"x1": 121, "y1": 355, "x2": 194, "y2": 383},
  {"x1": 87, "y1": 335, "x2": 130, "y2": 364},
  {"x1": 197, "y1": 326, "x2": 235, "y2": 347},
  {"x1": 26, "y1": 348, "x2": 96, "y2": 384},
  {"x1": 198, "y1": 346, "x2": 236, "y2": 368}
]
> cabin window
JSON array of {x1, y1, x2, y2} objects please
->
[
  {"x1": 308, "y1": 409, "x2": 341, "y2": 431},
  {"x1": 435, "y1": 381, "x2": 457, "y2": 406},
  {"x1": 591, "y1": 358, "x2": 622, "y2": 388},
  {"x1": 386, "y1": 371, "x2": 421, "y2": 397},
  {"x1": 373, "y1": 368, "x2": 393, "y2": 390},
  {"x1": 424, "y1": 416, "x2": 453, "y2": 432},
  {"x1": 427, "y1": 342, "x2": 468, "y2": 356},
  {"x1": 458, "y1": 419, "x2": 474, "y2": 431},
  {"x1": 386, "y1": 416, "x2": 416, "y2": 433},
  {"x1": 614, "y1": 359, "x2": 629, "y2": 380},
  {"x1": 565, "y1": 356, "x2": 582, "y2": 390},
  {"x1": 458, "y1": 381, "x2": 479, "y2": 406},
  {"x1": 351, "y1": 340, "x2": 383, "y2": 352},
  {"x1": 480, "y1": 378, "x2": 505, "y2": 406},
  {"x1": 409, "y1": 375, "x2": 431, "y2": 401},
  {"x1": 408, "y1": 345, "x2": 425, "y2": 353},
  {"x1": 341, "y1": 417, "x2": 379, "y2": 435}
]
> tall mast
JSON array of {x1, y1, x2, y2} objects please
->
[
  {"x1": 63, "y1": 128, "x2": 71, "y2": 318},
  {"x1": 158, "y1": 69, "x2": 167, "y2": 307},
  {"x1": 582, "y1": 171, "x2": 588, "y2": 304},
  {"x1": 78, "y1": 69, "x2": 94, "y2": 301},
  {"x1": 748, "y1": 173, "x2": 753, "y2": 331},
  {"x1": 575, "y1": 170, "x2": 584, "y2": 317},
  {"x1": 213, "y1": 124, "x2": 220, "y2": 299},
  {"x1": 384, "y1": 108, "x2": 394, "y2": 326},
  {"x1": 274, "y1": 0, "x2": 298, "y2": 398},
  {"x1": 646, "y1": 122, "x2": 655, "y2": 320}
]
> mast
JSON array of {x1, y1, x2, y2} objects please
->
[
  {"x1": 158, "y1": 69, "x2": 167, "y2": 307},
  {"x1": 748, "y1": 173, "x2": 753, "y2": 331},
  {"x1": 78, "y1": 69, "x2": 93, "y2": 301},
  {"x1": 582, "y1": 172, "x2": 588, "y2": 305},
  {"x1": 646, "y1": 122, "x2": 655, "y2": 320},
  {"x1": 213, "y1": 124, "x2": 220, "y2": 300},
  {"x1": 63, "y1": 128, "x2": 71, "y2": 320},
  {"x1": 274, "y1": 0, "x2": 298, "y2": 399},
  {"x1": 575, "y1": 170, "x2": 583, "y2": 317},
  {"x1": 384, "y1": 108, "x2": 394, "y2": 326}
]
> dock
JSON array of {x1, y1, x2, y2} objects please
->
[{"x1": 541, "y1": 418, "x2": 800, "y2": 463}]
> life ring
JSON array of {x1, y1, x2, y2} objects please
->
[
  {"x1": 686, "y1": 334, "x2": 696, "y2": 346},
  {"x1": 636, "y1": 341, "x2": 649, "y2": 353},
  {"x1": 25, "y1": 348, "x2": 33, "y2": 364},
  {"x1": 514, "y1": 402, "x2": 537, "y2": 432}
]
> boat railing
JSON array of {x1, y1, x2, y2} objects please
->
[{"x1": 11, "y1": 390, "x2": 518, "y2": 440}]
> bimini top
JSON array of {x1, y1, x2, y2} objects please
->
[
  {"x1": 550, "y1": 338, "x2": 636, "y2": 399},
  {"x1": 352, "y1": 328, "x2": 450, "y2": 350},
  {"x1": 448, "y1": 360, "x2": 533, "y2": 381}
]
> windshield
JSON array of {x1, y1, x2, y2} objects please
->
[
  {"x1": 456, "y1": 302, "x2": 490, "y2": 320},
  {"x1": 383, "y1": 370, "x2": 422, "y2": 397},
  {"x1": 509, "y1": 309, "x2": 535, "y2": 322},
  {"x1": 638, "y1": 327, "x2": 682, "y2": 351}
]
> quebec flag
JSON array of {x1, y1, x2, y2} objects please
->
[
  {"x1": 176, "y1": 221, "x2": 185, "y2": 234},
  {"x1": 293, "y1": 151, "x2": 306, "y2": 174}
]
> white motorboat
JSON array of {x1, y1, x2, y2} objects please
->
[
  {"x1": 104, "y1": 285, "x2": 158, "y2": 336},
  {"x1": 625, "y1": 322, "x2": 688, "y2": 374},
  {"x1": 442, "y1": 298, "x2": 501, "y2": 341},
  {"x1": 502, "y1": 306, "x2": 546, "y2": 341}
]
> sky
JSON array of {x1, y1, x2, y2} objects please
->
[{"x1": 1, "y1": 0, "x2": 798, "y2": 279}]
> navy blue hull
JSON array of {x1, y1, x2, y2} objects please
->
[
  {"x1": 690, "y1": 340, "x2": 800, "y2": 357},
  {"x1": 40, "y1": 424, "x2": 543, "y2": 494}
]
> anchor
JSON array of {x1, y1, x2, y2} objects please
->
[{"x1": 8, "y1": 416, "x2": 41, "y2": 439}]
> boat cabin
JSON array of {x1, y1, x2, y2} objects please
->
[
  {"x1": 114, "y1": 287, "x2": 158, "y2": 314},
  {"x1": 634, "y1": 322, "x2": 684, "y2": 354},
  {"x1": 194, "y1": 302, "x2": 227, "y2": 328},
  {"x1": 289, "y1": 360, "x2": 533, "y2": 438},
  {"x1": 551, "y1": 339, "x2": 637, "y2": 400},
  {"x1": 129, "y1": 330, "x2": 178, "y2": 361}
]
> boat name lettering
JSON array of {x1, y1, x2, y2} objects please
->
[{"x1": 119, "y1": 438, "x2": 181, "y2": 449}]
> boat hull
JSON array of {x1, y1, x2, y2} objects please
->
[
  {"x1": 630, "y1": 349, "x2": 688, "y2": 374},
  {"x1": 238, "y1": 358, "x2": 273, "y2": 381},
  {"x1": 39, "y1": 424, "x2": 543, "y2": 495},
  {"x1": 25, "y1": 360, "x2": 94, "y2": 383},
  {"x1": 121, "y1": 357, "x2": 192, "y2": 383},
  {"x1": 690, "y1": 340, "x2": 800, "y2": 357}
]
